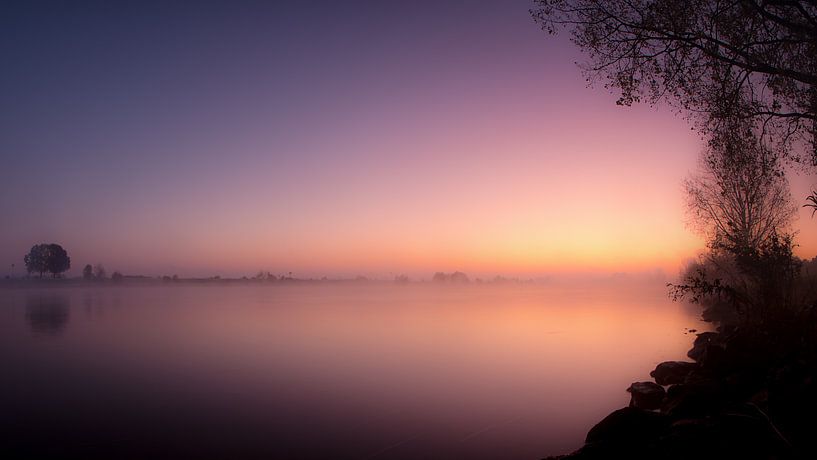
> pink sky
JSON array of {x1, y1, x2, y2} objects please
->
[{"x1": 2, "y1": 1, "x2": 814, "y2": 279}]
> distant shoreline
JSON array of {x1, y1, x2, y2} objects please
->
[
  {"x1": 0, "y1": 277, "x2": 401, "y2": 288},
  {"x1": 0, "y1": 275, "x2": 667, "y2": 289}
]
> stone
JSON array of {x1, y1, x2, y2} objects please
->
[
  {"x1": 585, "y1": 407, "x2": 668, "y2": 445},
  {"x1": 661, "y1": 412, "x2": 784, "y2": 459},
  {"x1": 650, "y1": 361, "x2": 698, "y2": 385},
  {"x1": 627, "y1": 381, "x2": 666, "y2": 410},
  {"x1": 662, "y1": 381, "x2": 723, "y2": 418},
  {"x1": 688, "y1": 331, "x2": 721, "y2": 362}
]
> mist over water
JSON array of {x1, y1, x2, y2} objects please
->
[{"x1": 0, "y1": 282, "x2": 705, "y2": 459}]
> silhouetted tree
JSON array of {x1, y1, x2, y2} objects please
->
[
  {"x1": 672, "y1": 123, "x2": 801, "y2": 321},
  {"x1": 431, "y1": 271, "x2": 470, "y2": 283},
  {"x1": 533, "y1": 0, "x2": 815, "y2": 321},
  {"x1": 254, "y1": 270, "x2": 276, "y2": 281},
  {"x1": 432, "y1": 272, "x2": 448, "y2": 282},
  {"x1": 82, "y1": 264, "x2": 93, "y2": 281},
  {"x1": 111, "y1": 271, "x2": 124, "y2": 283},
  {"x1": 532, "y1": 1, "x2": 817, "y2": 165},
  {"x1": 685, "y1": 122, "x2": 796, "y2": 254},
  {"x1": 672, "y1": 232, "x2": 802, "y2": 322},
  {"x1": 24, "y1": 244, "x2": 48, "y2": 277},
  {"x1": 24, "y1": 243, "x2": 71, "y2": 278},
  {"x1": 46, "y1": 245, "x2": 70, "y2": 278},
  {"x1": 93, "y1": 264, "x2": 107, "y2": 280}
]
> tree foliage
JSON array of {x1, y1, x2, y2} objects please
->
[
  {"x1": 670, "y1": 233, "x2": 802, "y2": 321},
  {"x1": 531, "y1": 0, "x2": 815, "y2": 322},
  {"x1": 531, "y1": 0, "x2": 817, "y2": 163},
  {"x1": 93, "y1": 264, "x2": 107, "y2": 280},
  {"x1": 24, "y1": 244, "x2": 71, "y2": 278},
  {"x1": 82, "y1": 264, "x2": 93, "y2": 280},
  {"x1": 671, "y1": 118, "x2": 801, "y2": 321},
  {"x1": 23, "y1": 245, "x2": 48, "y2": 277},
  {"x1": 685, "y1": 120, "x2": 797, "y2": 254}
]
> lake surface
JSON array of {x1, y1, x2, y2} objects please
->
[{"x1": 0, "y1": 282, "x2": 705, "y2": 459}]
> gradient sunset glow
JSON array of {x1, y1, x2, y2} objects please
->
[{"x1": 2, "y1": 0, "x2": 815, "y2": 278}]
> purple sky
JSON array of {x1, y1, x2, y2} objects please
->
[{"x1": 2, "y1": 1, "x2": 814, "y2": 278}]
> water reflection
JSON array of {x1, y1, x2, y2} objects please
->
[
  {"x1": 1, "y1": 284, "x2": 706, "y2": 459},
  {"x1": 25, "y1": 294, "x2": 70, "y2": 335}
]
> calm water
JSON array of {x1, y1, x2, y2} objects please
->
[{"x1": 0, "y1": 282, "x2": 704, "y2": 459}]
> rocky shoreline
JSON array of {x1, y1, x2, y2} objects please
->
[{"x1": 547, "y1": 319, "x2": 817, "y2": 459}]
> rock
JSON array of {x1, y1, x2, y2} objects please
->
[
  {"x1": 701, "y1": 302, "x2": 739, "y2": 324},
  {"x1": 650, "y1": 361, "x2": 697, "y2": 385},
  {"x1": 687, "y1": 331, "x2": 730, "y2": 371},
  {"x1": 661, "y1": 412, "x2": 786, "y2": 459},
  {"x1": 627, "y1": 381, "x2": 665, "y2": 410},
  {"x1": 659, "y1": 417, "x2": 720, "y2": 458},
  {"x1": 545, "y1": 441, "x2": 658, "y2": 460},
  {"x1": 699, "y1": 342, "x2": 727, "y2": 370},
  {"x1": 721, "y1": 330, "x2": 771, "y2": 372},
  {"x1": 585, "y1": 407, "x2": 668, "y2": 445},
  {"x1": 687, "y1": 332, "x2": 720, "y2": 362},
  {"x1": 662, "y1": 381, "x2": 723, "y2": 418}
]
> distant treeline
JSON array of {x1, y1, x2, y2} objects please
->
[{"x1": 8, "y1": 244, "x2": 542, "y2": 285}]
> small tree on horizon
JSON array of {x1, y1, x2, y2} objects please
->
[
  {"x1": 24, "y1": 244, "x2": 71, "y2": 279},
  {"x1": 46, "y1": 245, "x2": 70, "y2": 278},
  {"x1": 82, "y1": 264, "x2": 93, "y2": 281},
  {"x1": 24, "y1": 245, "x2": 49, "y2": 277}
]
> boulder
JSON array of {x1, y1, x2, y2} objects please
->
[
  {"x1": 650, "y1": 361, "x2": 697, "y2": 385},
  {"x1": 661, "y1": 412, "x2": 785, "y2": 459},
  {"x1": 662, "y1": 381, "x2": 723, "y2": 418},
  {"x1": 627, "y1": 381, "x2": 665, "y2": 410},
  {"x1": 585, "y1": 407, "x2": 668, "y2": 445},
  {"x1": 699, "y1": 342, "x2": 727, "y2": 370},
  {"x1": 688, "y1": 331, "x2": 720, "y2": 362},
  {"x1": 659, "y1": 418, "x2": 720, "y2": 458}
]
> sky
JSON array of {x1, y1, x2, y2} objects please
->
[{"x1": 1, "y1": 0, "x2": 815, "y2": 279}]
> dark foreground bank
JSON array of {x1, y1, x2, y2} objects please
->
[{"x1": 547, "y1": 309, "x2": 817, "y2": 460}]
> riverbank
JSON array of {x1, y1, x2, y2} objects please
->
[{"x1": 547, "y1": 310, "x2": 817, "y2": 459}]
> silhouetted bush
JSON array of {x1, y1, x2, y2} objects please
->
[{"x1": 671, "y1": 233, "x2": 807, "y2": 325}]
